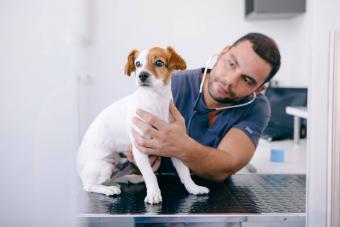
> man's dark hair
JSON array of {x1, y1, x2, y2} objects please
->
[{"x1": 231, "y1": 32, "x2": 281, "y2": 84}]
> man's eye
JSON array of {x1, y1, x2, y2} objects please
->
[
  {"x1": 229, "y1": 60, "x2": 235, "y2": 68},
  {"x1": 155, "y1": 59, "x2": 165, "y2": 67},
  {"x1": 244, "y1": 77, "x2": 253, "y2": 85},
  {"x1": 135, "y1": 61, "x2": 141, "y2": 68}
]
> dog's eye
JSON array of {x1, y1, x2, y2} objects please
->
[
  {"x1": 135, "y1": 61, "x2": 141, "y2": 68},
  {"x1": 155, "y1": 59, "x2": 165, "y2": 68}
]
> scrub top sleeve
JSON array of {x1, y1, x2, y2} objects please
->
[{"x1": 233, "y1": 98, "x2": 271, "y2": 147}]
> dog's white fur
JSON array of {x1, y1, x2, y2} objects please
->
[{"x1": 76, "y1": 47, "x2": 209, "y2": 204}]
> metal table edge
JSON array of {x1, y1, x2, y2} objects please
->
[{"x1": 77, "y1": 213, "x2": 306, "y2": 223}]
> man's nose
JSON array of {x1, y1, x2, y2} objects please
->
[
  {"x1": 139, "y1": 71, "x2": 150, "y2": 82},
  {"x1": 224, "y1": 71, "x2": 240, "y2": 88}
]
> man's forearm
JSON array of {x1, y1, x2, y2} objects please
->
[{"x1": 177, "y1": 137, "x2": 237, "y2": 182}]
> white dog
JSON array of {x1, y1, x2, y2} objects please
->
[{"x1": 76, "y1": 47, "x2": 209, "y2": 204}]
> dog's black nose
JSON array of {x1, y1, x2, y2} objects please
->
[{"x1": 139, "y1": 71, "x2": 150, "y2": 82}]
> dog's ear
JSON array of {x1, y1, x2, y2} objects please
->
[
  {"x1": 166, "y1": 46, "x2": 187, "y2": 71},
  {"x1": 124, "y1": 49, "x2": 139, "y2": 76}
]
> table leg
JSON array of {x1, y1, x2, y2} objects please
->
[{"x1": 293, "y1": 116, "x2": 301, "y2": 144}]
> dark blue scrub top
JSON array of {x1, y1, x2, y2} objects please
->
[{"x1": 157, "y1": 68, "x2": 271, "y2": 173}]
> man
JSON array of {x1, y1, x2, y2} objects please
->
[{"x1": 128, "y1": 32, "x2": 281, "y2": 182}]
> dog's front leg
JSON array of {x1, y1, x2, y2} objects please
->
[
  {"x1": 171, "y1": 157, "x2": 209, "y2": 195},
  {"x1": 132, "y1": 146, "x2": 162, "y2": 204}
]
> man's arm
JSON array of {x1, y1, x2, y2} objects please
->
[
  {"x1": 179, "y1": 128, "x2": 255, "y2": 182},
  {"x1": 132, "y1": 101, "x2": 256, "y2": 182}
]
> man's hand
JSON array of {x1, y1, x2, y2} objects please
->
[
  {"x1": 125, "y1": 144, "x2": 161, "y2": 172},
  {"x1": 131, "y1": 101, "x2": 191, "y2": 159}
]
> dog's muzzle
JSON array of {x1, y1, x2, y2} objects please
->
[{"x1": 138, "y1": 71, "x2": 151, "y2": 86}]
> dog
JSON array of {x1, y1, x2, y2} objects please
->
[{"x1": 76, "y1": 47, "x2": 209, "y2": 204}]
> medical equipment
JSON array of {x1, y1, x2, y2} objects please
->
[{"x1": 187, "y1": 55, "x2": 257, "y2": 135}]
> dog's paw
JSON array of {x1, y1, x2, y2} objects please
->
[
  {"x1": 125, "y1": 174, "x2": 144, "y2": 184},
  {"x1": 186, "y1": 184, "x2": 209, "y2": 195},
  {"x1": 144, "y1": 190, "x2": 162, "y2": 204},
  {"x1": 104, "y1": 186, "x2": 121, "y2": 196},
  {"x1": 84, "y1": 185, "x2": 121, "y2": 196},
  {"x1": 116, "y1": 174, "x2": 144, "y2": 184}
]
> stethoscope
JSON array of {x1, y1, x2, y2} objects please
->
[{"x1": 187, "y1": 55, "x2": 257, "y2": 135}]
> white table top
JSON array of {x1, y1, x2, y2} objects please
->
[{"x1": 286, "y1": 106, "x2": 308, "y2": 119}]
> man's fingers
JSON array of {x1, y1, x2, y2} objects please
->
[
  {"x1": 126, "y1": 141, "x2": 161, "y2": 172},
  {"x1": 131, "y1": 128, "x2": 154, "y2": 148},
  {"x1": 132, "y1": 117, "x2": 159, "y2": 138},
  {"x1": 149, "y1": 155, "x2": 160, "y2": 164},
  {"x1": 149, "y1": 155, "x2": 157, "y2": 163},
  {"x1": 126, "y1": 144, "x2": 160, "y2": 171},
  {"x1": 132, "y1": 130, "x2": 157, "y2": 155},
  {"x1": 133, "y1": 139, "x2": 155, "y2": 155},
  {"x1": 136, "y1": 109, "x2": 166, "y2": 129},
  {"x1": 150, "y1": 156, "x2": 161, "y2": 172},
  {"x1": 169, "y1": 100, "x2": 183, "y2": 120},
  {"x1": 126, "y1": 144, "x2": 135, "y2": 163},
  {"x1": 127, "y1": 151, "x2": 134, "y2": 163}
]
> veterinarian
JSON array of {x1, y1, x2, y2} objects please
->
[{"x1": 128, "y1": 32, "x2": 281, "y2": 182}]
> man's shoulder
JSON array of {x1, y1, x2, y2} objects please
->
[
  {"x1": 251, "y1": 93, "x2": 271, "y2": 117},
  {"x1": 171, "y1": 68, "x2": 203, "y2": 93},
  {"x1": 256, "y1": 93, "x2": 270, "y2": 106},
  {"x1": 172, "y1": 68, "x2": 202, "y2": 82}
]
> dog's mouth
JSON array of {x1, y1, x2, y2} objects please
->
[{"x1": 138, "y1": 82, "x2": 151, "y2": 87}]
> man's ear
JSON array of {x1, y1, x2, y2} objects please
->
[
  {"x1": 166, "y1": 46, "x2": 187, "y2": 71},
  {"x1": 124, "y1": 49, "x2": 139, "y2": 76},
  {"x1": 255, "y1": 84, "x2": 267, "y2": 94}
]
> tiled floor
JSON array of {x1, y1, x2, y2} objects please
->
[{"x1": 238, "y1": 138, "x2": 307, "y2": 174}]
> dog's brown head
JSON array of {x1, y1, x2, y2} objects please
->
[{"x1": 124, "y1": 47, "x2": 187, "y2": 87}]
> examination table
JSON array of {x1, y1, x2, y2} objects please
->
[{"x1": 78, "y1": 174, "x2": 305, "y2": 226}]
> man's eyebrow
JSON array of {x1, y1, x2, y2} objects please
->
[{"x1": 230, "y1": 53, "x2": 258, "y2": 86}]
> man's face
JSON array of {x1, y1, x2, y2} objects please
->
[{"x1": 208, "y1": 40, "x2": 271, "y2": 104}]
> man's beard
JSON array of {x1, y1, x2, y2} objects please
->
[{"x1": 207, "y1": 76, "x2": 251, "y2": 105}]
